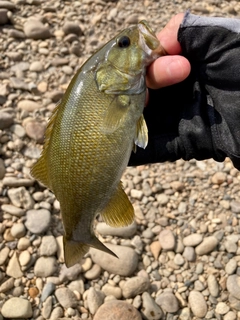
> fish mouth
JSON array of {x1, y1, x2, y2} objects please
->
[{"x1": 138, "y1": 20, "x2": 166, "y2": 60}]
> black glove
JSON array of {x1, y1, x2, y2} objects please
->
[{"x1": 129, "y1": 12, "x2": 240, "y2": 170}]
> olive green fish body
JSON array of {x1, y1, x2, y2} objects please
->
[{"x1": 31, "y1": 21, "x2": 164, "y2": 267}]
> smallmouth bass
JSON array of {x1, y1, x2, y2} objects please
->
[{"x1": 31, "y1": 21, "x2": 165, "y2": 267}]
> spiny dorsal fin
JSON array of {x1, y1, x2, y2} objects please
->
[
  {"x1": 101, "y1": 182, "x2": 134, "y2": 227},
  {"x1": 30, "y1": 101, "x2": 61, "y2": 189}
]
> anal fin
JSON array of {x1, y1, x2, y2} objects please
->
[{"x1": 101, "y1": 182, "x2": 134, "y2": 227}]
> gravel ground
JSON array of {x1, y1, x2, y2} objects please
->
[{"x1": 1, "y1": 0, "x2": 240, "y2": 319}]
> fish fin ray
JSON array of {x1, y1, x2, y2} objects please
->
[
  {"x1": 101, "y1": 95, "x2": 130, "y2": 134},
  {"x1": 30, "y1": 101, "x2": 61, "y2": 188},
  {"x1": 101, "y1": 182, "x2": 134, "y2": 227},
  {"x1": 135, "y1": 114, "x2": 148, "y2": 149},
  {"x1": 63, "y1": 235, "x2": 117, "y2": 268}
]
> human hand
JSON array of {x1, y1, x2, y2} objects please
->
[{"x1": 146, "y1": 13, "x2": 190, "y2": 89}]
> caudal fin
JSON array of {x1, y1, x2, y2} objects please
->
[{"x1": 63, "y1": 236, "x2": 118, "y2": 268}]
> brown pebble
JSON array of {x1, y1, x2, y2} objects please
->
[{"x1": 28, "y1": 287, "x2": 39, "y2": 298}]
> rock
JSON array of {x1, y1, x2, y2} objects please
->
[
  {"x1": 25, "y1": 120, "x2": 46, "y2": 143},
  {"x1": 230, "y1": 200, "x2": 240, "y2": 213},
  {"x1": 155, "y1": 292, "x2": 179, "y2": 313},
  {"x1": 227, "y1": 275, "x2": 240, "y2": 299},
  {"x1": 17, "y1": 99, "x2": 42, "y2": 111},
  {"x1": 59, "y1": 263, "x2": 81, "y2": 282},
  {"x1": 158, "y1": 229, "x2": 175, "y2": 250},
  {"x1": 90, "y1": 244, "x2": 138, "y2": 276},
  {"x1": 183, "y1": 234, "x2": 203, "y2": 247},
  {"x1": 10, "y1": 222, "x2": 26, "y2": 238},
  {"x1": 211, "y1": 171, "x2": 227, "y2": 184},
  {"x1": 96, "y1": 221, "x2": 137, "y2": 238},
  {"x1": 29, "y1": 61, "x2": 44, "y2": 72},
  {"x1": 0, "y1": 158, "x2": 5, "y2": 179},
  {"x1": 156, "y1": 194, "x2": 169, "y2": 205},
  {"x1": 42, "y1": 296, "x2": 53, "y2": 319},
  {"x1": 19, "y1": 250, "x2": 31, "y2": 266},
  {"x1": 0, "y1": 1, "x2": 16, "y2": 10},
  {"x1": 216, "y1": 302, "x2": 230, "y2": 315},
  {"x1": 34, "y1": 257, "x2": 57, "y2": 277},
  {"x1": 62, "y1": 21, "x2": 82, "y2": 35},
  {"x1": 207, "y1": 274, "x2": 219, "y2": 297},
  {"x1": 24, "y1": 19, "x2": 51, "y2": 39},
  {"x1": 87, "y1": 287, "x2": 105, "y2": 314},
  {"x1": 8, "y1": 187, "x2": 34, "y2": 209},
  {"x1": 28, "y1": 286, "x2": 39, "y2": 298},
  {"x1": 223, "y1": 311, "x2": 237, "y2": 320},
  {"x1": 122, "y1": 276, "x2": 150, "y2": 298},
  {"x1": 6, "y1": 252, "x2": 23, "y2": 278},
  {"x1": 3, "y1": 177, "x2": 34, "y2": 187},
  {"x1": 141, "y1": 292, "x2": 163, "y2": 320},
  {"x1": 1, "y1": 297, "x2": 32, "y2": 318},
  {"x1": 1, "y1": 204, "x2": 25, "y2": 217},
  {"x1": 0, "y1": 8, "x2": 8, "y2": 25},
  {"x1": 10, "y1": 124, "x2": 26, "y2": 138},
  {"x1": 39, "y1": 235, "x2": 58, "y2": 256},
  {"x1": 101, "y1": 283, "x2": 122, "y2": 299},
  {"x1": 150, "y1": 241, "x2": 161, "y2": 260},
  {"x1": 188, "y1": 291, "x2": 207, "y2": 318},
  {"x1": 225, "y1": 258, "x2": 237, "y2": 275},
  {"x1": 49, "y1": 306, "x2": 64, "y2": 319},
  {"x1": 25, "y1": 209, "x2": 51, "y2": 234},
  {"x1": 174, "y1": 253, "x2": 185, "y2": 266},
  {"x1": 94, "y1": 300, "x2": 141, "y2": 320},
  {"x1": 0, "y1": 111, "x2": 13, "y2": 129},
  {"x1": 55, "y1": 287, "x2": 78, "y2": 308},
  {"x1": 195, "y1": 236, "x2": 218, "y2": 255},
  {"x1": 0, "y1": 246, "x2": 9, "y2": 265},
  {"x1": 182, "y1": 246, "x2": 196, "y2": 261},
  {"x1": 17, "y1": 237, "x2": 31, "y2": 250},
  {"x1": 8, "y1": 29, "x2": 25, "y2": 38},
  {"x1": 84, "y1": 263, "x2": 102, "y2": 280},
  {"x1": 0, "y1": 277, "x2": 14, "y2": 293},
  {"x1": 41, "y1": 282, "x2": 56, "y2": 302}
]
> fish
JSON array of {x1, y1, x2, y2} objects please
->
[{"x1": 30, "y1": 21, "x2": 165, "y2": 268}]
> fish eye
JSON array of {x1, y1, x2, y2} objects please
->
[{"x1": 117, "y1": 36, "x2": 131, "y2": 48}]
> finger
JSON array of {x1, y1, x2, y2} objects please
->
[
  {"x1": 157, "y1": 13, "x2": 185, "y2": 55},
  {"x1": 146, "y1": 55, "x2": 191, "y2": 89}
]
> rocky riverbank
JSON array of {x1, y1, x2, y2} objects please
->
[{"x1": 1, "y1": 0, "x2": 240, "y2": 319}]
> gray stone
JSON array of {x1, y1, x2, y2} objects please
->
[
  {"x1": 94, "y1": 300, "x2": 142, "y2": 320},
  {"x1": 183, "y1": 234, "x2": 203, "y2": 247},
  {"x1": 195, "y1": 236, "x2": 218, "y2": 255},
  {"x1": 182, "y1": 246, "x2": 196, "y2": 261},
  {"x1": 41, "y1": 282, "x2": 56, "y2": 302},
  {"x1": 55, "y1": 287, "x2": 78, "y2": 308},
  {"x1": 0, "y1": 9, "x2": 8, "y2": 25},
  {"x1": 230, "y1": 200, "x2": 240, "y2": 213},
  {"x1": 24, "y1": 19, "x2": 51, "y2": 39},
  {"x1": 0, "y1": 111, "x2": 13, "y2": 129},
  {"x1": 141, "y1": 292, "x2": 163, "y2": 320},
  {"x1": 122, "y1": 276, "x2": 150, "y2": 298},
  {"x1": 59, "y1": 263, "x2": 81, "y2": 282},
  {"x1": 62, "y1": 21, "x2": 82, "y2": 35},
  {"x1": 90, "y1": 244, "x2": 138, "y2": 276},
  {"x1": 39, "y1": 235, "x2": 58, "y2": 256},
  {"x1": 34, "y1": 257, "x2": 57, "y2": 277},
  {"x1": 25, "y1": 209, "x2": 51, "y2": 234},
  {"x1": 96, "y1": 221, "x2": 137, "y2": 238},
  {"x1": 207, "y1": 274, "x2": 219, "y2": 297},
  {"x1": 159, "y1": 229, "x2": 175, "y2": 250},
  {"x1": 188, "y1": 291, "x2": 207, "y2": 318},
  {"x1": 87, "y1": 287, "x2": 105, "y2": 314},
  {"x1": 227, "y1": 275, "x2": 240, "y2": 299},
  {"x1": 225, "y1": 258, "x2": 237, "y2": 275},
  {"x1": 42, "y1": 296, "x2": 53, "y2": 319},
  {"x1": 1, "y1": 297, "x2": 32, "y2": 318},
  {"x1": 155, "y1": 292, "x2": 179, "y2": 313}
]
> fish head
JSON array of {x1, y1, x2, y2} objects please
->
[{"x1": 95, "y1": 21, "x2": 165, "y2": 94}]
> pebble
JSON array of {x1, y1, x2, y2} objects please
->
[
  {"x1": 39, "y1": 235, "x2": 58, "y2": 256},
  {"x1": 216, "y1": 302, "x2": 230, "y2": 315},
  {"x1": 8, "y1": 187, "x2": 34, "y2": 209},
  {"x1": 183, "y1": 233, "x2": 203, "y2": 247},
  {"x1": 141, "y1": 292, "x2": 163, "y2": 320},
  {"x1": 59, "y1": 263, "x2": 81, "y2": 282},
  {"x1": 225, "y1": 258, "x2": 237, "y2": 275},
  {"x1": 0, "y1": 246, "x2": 10, "y2": 265},
  {"x1": 0, "y1": 111, "x2": 13, "y2": 129},
  {"x1": 84, "y1": 263, "x2": 102, "y2": 280},
  {"x1": 25, "y1": 209, "x2": 51, "y2": 234},
  {"x1": 87, "y1": 287, "x2": 105, "y2": 314},
  {"x1": 195, "y1": 236, "x2": 218, "y2": 255},
  {"x1": 188, "y1": 291, "x2": 207, "y2": 318},
  {"x1": 182, "y1": 246, "x2": 195, "y2": 261},
  {"x1": 41, "y1": 282, "x2": 56, "y2": 302},
  {"x1": 1, "y1": 297, "x2": 33, "y2": 318},
  {"x1": 0, "y1": 277, "x2": 14, "y2": 293},
  {"x1": 34, "y1": 256, "x2": 57, "y2": 277},
  {"x1": 17, "y1": 99, "x2": 42, "y2": 111},
  {"x1": 0, "y1": 158, "x2": 5, "y2": 179},
  {"x1": 96, "y1": 221, "x2": 137, "y2": 237},
  {"x1": 90, "y1": 244, "x2": 138, "y2": 276},
  {"x1": 19, "y1": 250, "x2": 31, "y2": 266},
  {"x1": 211, "y1": 171, "x2": 227, "y2": 184},
  {"x1": 207, "y1": 274, "x2": 219, "y2": 297},
  {"x1": 102, "y1": 283, "x2": 122, "y2": 299},
  {"x1": 155, "y1": 292, "x2": 179, "y2": 313},
  {"x1": 25, "y1": 120, "x2": 46, "y2": 143},
  {"x1": 227, "y1": 275, "x2": 240, "y2": 299},
  {"x1": 94, "y1": 300, "x2": 142, "y2": 320},
  {"x1": 42, "y1": 296, "x2": 52, "y2": 319},
  {"x1": 10, "y1": 222, "x2": 26, "y2": 238},
  {"x1": 55, "y1": 287, "x2": 78, "y2": 308},
  {"x1": 1, "y1": 204, "x2": 25, "y2": 217},
  {"x1": 6, "y1": 251, "x2": 23, "y2": 278},
  {"x1": 62, "y1": 21, "x2": 82, "y2": 36},
  {"x1": 158, "y1": 229, "x2": 176, "y2": 250},
  {"x1": 230, "y1": 200, "x2": 240, "y2": 213},
  {"x1": 122, "y1": 276, "x2": 150, "y2": 298},
  {"x1": 24, "y1": 19, "x2": 51, "y2": 39},
  {"x1": 17, "y1": 237, "x2": 31, "y2": 250}
]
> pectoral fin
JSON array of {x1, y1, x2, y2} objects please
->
[
  {"x1": 101, "y1": 182, "x2": 134, "y2": 227},
  {"x1": 135, "y1": 114, "x2": 148, "y2": 149},
  {"x1": 101, "y1": 95, "x2": 130, "y2": 134}
]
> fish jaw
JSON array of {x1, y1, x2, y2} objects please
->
[{"x1": 138, "y1": 20, "x2": 166, "y2": 62}]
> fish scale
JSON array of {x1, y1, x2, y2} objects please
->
[{"x1": 31, "y1": 21, "x2": 165, "y2": 267}]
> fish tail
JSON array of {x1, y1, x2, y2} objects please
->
[{"x1": 63, "y1": 235, "x2": 118, "y2": 268}]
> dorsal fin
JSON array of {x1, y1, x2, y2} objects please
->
[{"x1": 30, "y1": 101, "x2": 61, "y2": 189}]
